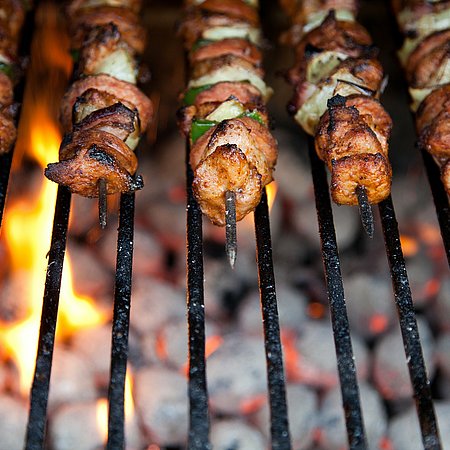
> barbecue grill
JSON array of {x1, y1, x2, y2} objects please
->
[{"x1": 0, "y1": 0, "x2": 448, "y2": 449}]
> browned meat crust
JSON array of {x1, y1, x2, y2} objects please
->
[
  {"x1": 45, "y1": 129, "x2": 141, "y2": 197},
  {"x1": 0, "y1": 0, "x2": 25, "y2": 39},
  {"x1": 190, "y1": 53, "x2": 263, "y2": 80},
  {"x1": 69, "y1": 6, "x2": 146, "y2": 54},
  {"x1": 60, "y1": 74, "x2": 152, "y2": 133},
  {"x1": 286, "y1": 13, "x2": 375, "y2": 87},
  {"x1": 280, "y1": 0, "x2": 358, "y2": 20},
  {"x1": 330, "y1": 153, "x2": 392, "y2": 205},
  {"x1": 416, "y1": 84, "x2": 450, "y2": 133},
  {"x1": 0, "y1": 72, "x2": 14, "y2": 107},
  {"x1": 416, "y1": 85, "x2": 450, "y2": 159},
  {"x1": 314, "y1": 95, "x2": 392, "y2": 205},
  {"x1": 288, "y1": 57, "x2": 384, "y2": 113},
  {"x1": 68, "y1": 0, "x2": 143, "y2": 15},
  {"x1": 407, "y1": 31, "x2": 450, "y2": 89},
  {"x1": 73, "y1": 101, "x2": 139, "y2": 143},
  {"x1": 77, "y1": 22, "x2": 137, "y2": 77},
  {"x1": 0, "y1": 108, "x2": 16, "y2": 154},
  {"x1": 178, "y1": 12, "x2": 255, "y2": 50},
  {"x1": 290, "y1": 11, "x2": 371, "y2": 56},
  {"x1": 406, "y1": 29, "x2": 450, "y2": 85},
  {"x1": 190, "y1": 81, "x2": 264, "y2": 107},
  {"x1": 191, "y1": 0, "x2": 259, "y2": 26},
  {"x1": 193, "y1": 144, "x2": 262, "y2": 226},
  {"x1": 190, "y1": 117, "x2": 277, "y2": 225},
  {"x1": 190, "y1": 38, "x2": 262, "y2": 66},
  {"x1": 441, "y1": 159, "x2": 450, "y2": 195}
]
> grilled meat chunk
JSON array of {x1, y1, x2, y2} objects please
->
[
  {"x1": 190, "y1": 38, "x2": 262, "y2": 65},
  {"x1": 45, "y1": 130, "x2": 141, "y2": 197},
  {"x1": 60, "y1": 74, "x2": 152, "y2": 133},
  {"x1": 190, "y1": 117, "x2": 277, "y2": 225}
]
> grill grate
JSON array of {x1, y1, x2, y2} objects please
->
[
  {"x1": 254, "y1": 189, "x2": 291, "y2": 450},
  {"x1": 308, "y1": 137, "x2": 442, "y2": 449},
  {"x1": 25, "y1": 186, "x2": 71, "y2": 450},
  {"x1": 379, "y1": 196, "x2": 441, "y2": 448},
  {"x1": 107, "y1": 192, "x2": 136, "y2": 450},
  {"x1": 23, "y1": 190, "x2": 136, "y2": 450},
  {"x1": 308, "y1": 141, "x2": 367, "y2": 449},
  {"x1": 186, "y1": 144, "x2": 210, "y2": 450},
  {"x1": 185, "y1": 142, "x2": 291, "y2": 449}
]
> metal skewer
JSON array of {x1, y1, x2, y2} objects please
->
[
  {"x1": 355, "y1": 184, "x2": 374, "y2": 238},
  {"x1": 98, "y1": 177, "x2": 107, "y2": 229},
  {"x1": 225, "y1": 189, "x2": 237, "y2": 268}
]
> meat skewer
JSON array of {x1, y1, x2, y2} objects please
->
[
  {"x1": 0, "y1": 1, "x2": 31, "y2": 156},
  {"x1": 44, "y1": 0, "x2": 153, "y2": 228},
  {"x1": 178, "y1": 0, "x2": 278, "y2": 266},
  {"x1": 392, "y1": 0, "x2": 450, "y2": 195},
  {"x1": 281, "y1": 3, "x2": 394, "y2": 237}
]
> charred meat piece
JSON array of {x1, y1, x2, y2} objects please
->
[
  {"x1": 45, "y1": 129, "x2": 141, "y2": 197},
  {"x1": 68, "y1": 0, "x2": 143, "y2": 15},
  {"x1": 190, "y1": 117, "x2": 277, "y2": 226},
  {"x1": 190, "y1": 38, "x2": 262, "y2": 66},
  {"x1": 191, "y1": 0, "x2": 259, "y2": 26},
  {"x1": 416, "y1": 84, "x2": 450, "y2": 159},
  {"x1": 190, "y1": 53, "x2": 263, "y2": 80},
  {"x1": 60, "y1": 74, "x2": 152, "y2": 133},
  {"x1": 330, "y1": 152, "x2": 392, "y2": 205},
  {"x1": 184, "y1": 81, "x2": 264, "y2": 107},
  {"x1": 0, "y1": 108, "x2": 16, "y2": 154},
  {"x1": 290, "y1": 57, "x2": 384, "y2": 135},
  {"x1": 78, "y1": 22, "x2": 138, "y2": 83},
  {"x1": 70, "y1": 6, "x2": 146, "y2": 54},
  {"x1": 178, "y1": 12, "x2": 260, "y2": 50}
]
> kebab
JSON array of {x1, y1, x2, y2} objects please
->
[
  {"x1": 281, "y1": 2, "x2": 393, "y2": 237},
  {"x1": 178, "y1": 0, "x2": 278, "y2": 266},
  {"x1": 44, "y1": 0, "x2": 153, "y2": 227},
  {"x1": 392, "y1": 0, "x2": 450, "y2": 195},
  {"x1": 0, "y1": 0, "x2": 30, "y2": 155}
]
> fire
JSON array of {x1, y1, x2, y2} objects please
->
[
  {"x1": 96, "y1": 398, "x2": 109, "y2": 444},
  {"x1": 0, "y1": 1, "x2": 105, "y2": 396},
  {"x1": 96, "y1": 369, "x2": 135, "y2": 444},
  {"x1": 266, "y1": 180, "x2": 278, "y2": 210},
  {"x1": 399, "y1": 233, "x2": 419, "y2": 258}
]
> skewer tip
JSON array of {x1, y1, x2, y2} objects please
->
[
  {"x1": 355, "y1": 184, "x2": 374, "y2": 238},
  {"x1": 225, "y1": 190, "x2": 237, "y2": 269},
  {"x1": 98, "y1": 178, "x2": 108, "y2": 229}
]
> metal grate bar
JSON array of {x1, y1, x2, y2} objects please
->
[
  {"x1": 378, "y1": 196, "x2": 442, "y2": 450},
  {"x1": 24, "y1": 186, "x2": 71, "y2": 450},
  {"x1": 107, "y1": 192, "x2": 136, "y2": 450},
  {"x1": 308, "y1": 141, "x2": 367, "y2": 449},
  {"x1": 0, "y1": 151, "x2": 14, "y2": 228},
  {"x1": 254, "y1": 188, "x2": 291, "y2": 450},
  {"x1": 420, "y1": 149, "x2": 450, "y2": 266},
  {"x1": 186, "y1": 143, "x2": 210, "y2": 450}
]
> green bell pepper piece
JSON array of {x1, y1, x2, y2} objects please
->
[{"x1": 190, "y1": 119, "x2": 217, "y2": 143}]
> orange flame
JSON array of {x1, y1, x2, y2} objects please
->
[
  {"x1": 96, "y1": 369, "x2": 135, "y2": 444},
  {"x1": 0, "y1": 1, "x2": 105, "y2": 396},
  {"x1": 399, "y1": 234, "x2": 419, "y2": 258}
]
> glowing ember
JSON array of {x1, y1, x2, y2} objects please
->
[{"x1": 369, "y1": 313, "x2": 389, "y2": 335}]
